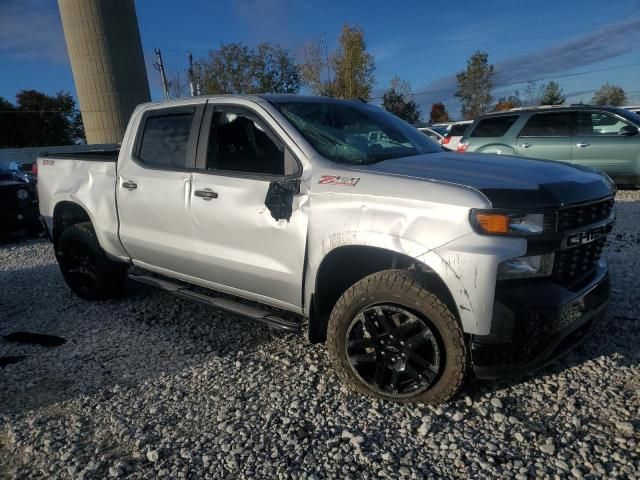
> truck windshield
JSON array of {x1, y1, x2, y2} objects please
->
[{"x1": 271, "y1": 99, "x2": 441, "y2": 165}]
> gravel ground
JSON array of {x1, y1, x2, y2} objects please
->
[{"x1": 1, "y1": 192, "x2": 639, "y2": 480}]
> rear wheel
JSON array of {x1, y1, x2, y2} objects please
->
[
  {"x1": 55, "y1": 222, "x2": 128, "y2": 300},
  {"x1": 327, "y1": 270, "x2": 467, "y2": 404}
]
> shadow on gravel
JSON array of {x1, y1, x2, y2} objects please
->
[
  {"x1": 0, "y1": 268, "x2": 289, "y2": 416},
  {"x1": 0, "y1": 231, "x2": 44, "y2": 247}
]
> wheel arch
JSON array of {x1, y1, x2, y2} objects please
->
[
  {"x1": 307, "y1": 245, "x2": 460, "y2": 343},
  {"x1": 52, "y1": 201, "x2": 92, "y2": 244}
]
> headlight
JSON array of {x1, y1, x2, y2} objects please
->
[
  {"x1": 498, "y1": 253, "x2": 555, "y2": 280},
  {"x1": 16, "y1": 189, "x2": 29, "y2": 200},
  {"x1": 470, "y1": 209, "x2": 551, "y2": 236}
]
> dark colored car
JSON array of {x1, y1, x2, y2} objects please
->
[
  {"x1": 0, "y1": 163, "x2": 40, "y2": 235},
  {"x1": 8, "y1": 160, "x2": 38, "y2": 185}
]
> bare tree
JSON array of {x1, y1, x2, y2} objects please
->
[{"x1": 168, "y1": 71, "x2": 189, "y2": 99}]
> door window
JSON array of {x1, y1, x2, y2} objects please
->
[
  {"x1": 518, "y1": 112, "x2": 570, "y2": 137},
  {"x1": 576, "y1": 112, "x2": 631, "y2": 136},
  {"x1": 137, "y1": 111, "x2": 195, "y2": 168},
  {"x1": 204, "y1": 108, "x2": 287, "y2": 175},
  {"x1": 470, "y1": 116, "x2": 518, "y2": 137}
]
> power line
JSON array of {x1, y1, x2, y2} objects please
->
[{"x1": 370, "y1": 62, "x2": 640, "y2": 100}]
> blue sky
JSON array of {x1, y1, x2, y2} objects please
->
[{"x1": 1, "y1": 0, "x2": 639, "y2": 120}]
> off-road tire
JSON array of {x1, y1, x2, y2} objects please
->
[
  {"x1": 55, "y1": 222, "x2": 128, "y2": 301},
  {"x1": 326, "y1": 269, "x2": 467, "y2": 404}
]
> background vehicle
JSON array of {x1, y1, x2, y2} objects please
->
[
  {"x1": 623, "y1": 105, "x2": 640, "y2": 115},
  {"x1": 8, "y1": 160, "x2": 37, "y2": 185},
  {"x1": 433, "y1": 121, "x2": 473, "y2": 150},
  {"x1": 38, "y1": 95, "x2": 614, "y2": 404},
  {"x1": 0, "y1": 163, "x2": 40, "y2": 235},
  {"x1": 457, "y1": 105, "x2": 640, "y2": 186},
  {"x1": 418, "y1": 127, "x2": 445, "y2": 145}
]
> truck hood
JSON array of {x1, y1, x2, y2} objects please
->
[{"x1": 358, "y1": 152, "x2": 614, "y2": 209}]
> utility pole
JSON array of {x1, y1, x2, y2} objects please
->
[
  {"x1": 187, "y1": 52, "x2": 195, "y2": 97},
  {"x1": 154, "y1": 48, "x2": 170, "y2": 100},
  {"x1": 323, "y1": 32, "x2": 331, "y2": 86}
]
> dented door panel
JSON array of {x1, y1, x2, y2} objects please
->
[{"x1": 187, "y1": 171, "x2": 310, "y2": 309}]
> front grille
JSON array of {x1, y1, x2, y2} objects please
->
[
  {"x1": 557, "y1": 197, "x2": 614, "y2": 231},
  {"x1": 0, "y1": 189, "x2": 18, "y2": 213},
  {"x1": 552, "y1": 238, "x2": 606, "y2": 286}
]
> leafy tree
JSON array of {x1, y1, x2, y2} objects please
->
[
  {"x1": 299, "y1": 25, "x2": 375, "y2": 99},
  {"x1": 540, "y1": 81, "x2": 565, "y2": 105},
  {"x1": 0, "y1": 90, "x2": 84, "y2": 148},
  {"x1": 332, "y1": 24, "x2": 376, "y2": 99},
  {"x1": 197, "y1": 42, "x2": 300, "y2": 94},
  {"x1": 592, "y1": 83, "x2": 627, "y2": 106},
  {"x1": 455, "y1": 51, "x2": 494, "y2": 120},
  {"x1": 429, "y1": 103, "x2": 450, "y2": 123},
  {"x1": 382, "y1": 88, "x2": 421, "y2": 124}
]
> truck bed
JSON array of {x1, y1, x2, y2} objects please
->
[{"x1": 36, "y1": 149, "x2": 129, "y2": 259}]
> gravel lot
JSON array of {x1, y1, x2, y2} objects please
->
[{"x1": 1, "y1": 192, "x2": 639, "y2": 479}]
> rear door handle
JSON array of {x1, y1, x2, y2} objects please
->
[
  {"x1": 122, "y1": 180, "x2": 137, "y2": 190},
  {"x1": 520, "y1": 143, "x2": 532, "y2": 148},
  {"x1": 194, "y1": 188, "x2": 218, "y2": 200},
  {"x1": 576, "y1": 143, "x2": 590, "y2": 148}
]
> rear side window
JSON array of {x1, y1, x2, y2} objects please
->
[
  {"x1": 449, "y1": 124, "x2": 469, "y2": 136},
  {"x1": 470, "y1": 116, "x2": 518, "y2": 137},
  {"x1": 576, "y1": 112, "x2": 631, "y2": 136},
  {"x1": 138, "y1": 112, "x2": 195, "y2": 168},
  {"x1": 519, "y1": 112, "x2": 570, "y2": 137}
]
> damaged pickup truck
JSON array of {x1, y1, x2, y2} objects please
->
[{"x1": 37, "y1": 95, "x2": 615, "y2": 403}]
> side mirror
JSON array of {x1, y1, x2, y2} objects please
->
[{"x1": 618, "y1": 125, "x2": 638, "y2": 136}]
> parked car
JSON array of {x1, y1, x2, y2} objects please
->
[
  {"x1": 8, "y1": 160, "x2": 37, "y2": 185},
  {"x1": 0, "y1": 163, "x2": 40, "y2": 234},
  {"x1": 38, "y1": 95, "x2": 614, "y2": 403},
  {"x1": 457, "y1": 105, "x2": 640, "y2": 186},
  {"x1": 418, "y1": 127, "x2": 445, "y2": 145},
  {"x1": 433, "y1": 121, "x2": 472, "y2": 150}
]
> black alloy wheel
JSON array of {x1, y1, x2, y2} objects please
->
[{"x1": 346, "y1": 304, "x2": 441, "y2": 398}]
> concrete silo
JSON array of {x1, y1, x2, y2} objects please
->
[{"x1": 58, "y1": 0, "x2": 151, "y2": 144}]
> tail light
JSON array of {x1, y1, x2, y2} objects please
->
[
  {"x1": 442, "y1": 136, "x2": 451, "y2": 145},
  {"x1": 456, "y1": 142, "x2": 468, "y2": 153},
  {"x1": 32, "y1": 163, "x2": 38, "y2": 175}
]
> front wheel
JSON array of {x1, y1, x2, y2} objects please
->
[
  {"x1": 55, "y1": 222, "x2": 128, "y2": 301},
  {"x1": 326, "y1": 270, "x2": 467, "y2": 404}
]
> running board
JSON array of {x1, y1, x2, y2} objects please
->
[{"x1": 128, "y1": 274, "x2": 302, "y2": 332}]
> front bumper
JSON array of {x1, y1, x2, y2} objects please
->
[
  {"x1": 0, "y1": 205, "x2": 40, "y2": 232},
  {"x1": 471, "y1": 259, "x2": 610, "y2": 379}
]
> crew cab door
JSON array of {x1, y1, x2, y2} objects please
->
[
  {"x1": 186, "y1": 101, "x2": 309, "y2": 310},
  {"x1": 572, "y1": 110, "x2": 640, "y2": 177},
  {"x1": 117, "y1": 103, "x2": 204, "y2": 273},
  {"x1": 515, "y1": 111, "x2": 572, "y2": 162}
]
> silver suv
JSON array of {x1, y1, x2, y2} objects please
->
[{"x1": 457, "y1": 105, "x2": 640, "y2": 186}]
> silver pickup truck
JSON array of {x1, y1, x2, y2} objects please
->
[{"x1": 37, "y1": 95, "x2": 615, "y2": 403}]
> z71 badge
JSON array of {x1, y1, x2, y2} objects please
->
[{"x1": 318, "y1": 175, "x2": 360, "y2": 187}]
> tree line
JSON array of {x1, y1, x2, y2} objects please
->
[
  {"x1": 0, "y1": 90, "x2": 84, "y2": 148},
  {"x1": 1, "y1": 24, "x2": 633, "y2": 148}
]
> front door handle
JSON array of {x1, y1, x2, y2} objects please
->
[
  {"x1": 122, "y1": 180, "x2": 137, "y2": 190},
  {"x1": 194, "y1": 189, "x2": 218, "y2": 200},
  {"x1": 520, "y1": 143, "x2": 532, "y2": 148},
  {"x1": 576, "y1": 143, "x2": 590, "y2": 148}
]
